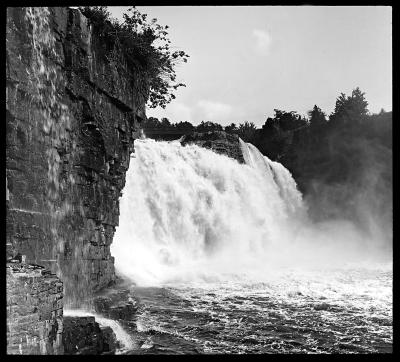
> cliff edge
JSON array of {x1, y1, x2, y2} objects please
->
[{"x1": 6, "y1": 6, "x2": 147, "y2": 306}]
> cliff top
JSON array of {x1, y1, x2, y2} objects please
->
[{"x1": 180, "y1": 130, "x2": 245, "y2": 164}]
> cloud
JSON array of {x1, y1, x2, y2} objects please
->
[
  {"x1": 253, "y1": 29, "x2": 272, "y2": 56},
  {"x1": 197, "y1": 100, "x2": 233, "y2": 121},
  {"x1": 146, "y1": 102, "x2": 193, "y2": 122},
  {"x1": 146, "y1": 100, "x2": 235, "y2": 125}
]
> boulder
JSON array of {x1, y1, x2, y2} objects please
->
[{"x1": 62, "y1": 316, "x2": 118, "y2": 355}]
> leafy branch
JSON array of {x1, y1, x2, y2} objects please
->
[{"x1": 79, "y1": 6, "x2": 189, "y2": 109}]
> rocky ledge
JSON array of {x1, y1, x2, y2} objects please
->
[{"x1": 180, "y1": 131, "x2": 245, "y2": 163}]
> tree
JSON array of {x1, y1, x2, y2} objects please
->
[
  {"x1": 308, "y1": 105, "x2": 327, "y2": 127},
  {"x1": 272, "y1": 109, "x2": 307, "y2": 131},
  {"x1": 174, "y1": 121, "x2": 194, "y2": 132},
  {"x1": 79, "y1": 6, "x2": 189, "y2": 109},
  {"x1": 261, "y1": 117, "x2": 279, "y2": 135},
  {"x1": 350, "y1": 87, "x2": 369, "y2": 117},
  {"x1": 237, "y1": 121, "x2": 257, "y2": 142},
  {"x1": 143, "y1": 116, "x2": 161, "y2": 128},
  {"x1": 196, "y1": 121, "x2": 223, "y2": 132},
  {"x1": 330, "y1": 87, "x2": 369, "y2": 124},
  {"x1": 225, "y1": 123, "x2": 238, "y2": 134},
  {"x1": 161, "y1": 117, "x2": 171, "y2": 127}
]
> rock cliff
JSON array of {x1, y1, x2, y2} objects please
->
[
  {"x1": 6, "y1": 6, "x2": 148, "y2": 308},
  {"x1": 7, "y1": 262, "x2": 64, "y2": 354}
]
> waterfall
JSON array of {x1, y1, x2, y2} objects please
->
[
  {"x1": 239, "y1": 139, "x2": 304, "y2": 216},
  {"x1": 111, "y1": 139, "x2": 313, "y2": 286},
  {"x1": 111, "y1": 138, "x2": 386, "y2": 287}
]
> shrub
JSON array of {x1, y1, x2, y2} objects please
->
[{"x1": 79, "y1": 6, "x2": 189, "y2": 109}]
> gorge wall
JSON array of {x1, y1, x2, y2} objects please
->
[
  {"x1": 6, "y1": 7, "x2": 148, "y2": 309},
  {"x1": 7, "y1": 262, "x2": 64, "y2": 354}
]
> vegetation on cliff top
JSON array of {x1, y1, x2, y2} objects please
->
[{"x1": 79, "y1": 6, "x2": 189, "y2": 109}]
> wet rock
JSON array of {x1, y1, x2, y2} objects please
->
[
  {"x1": 93, "y1": 291, "x2": 138, "y2": 321},
  {"x1": 180, "y1": 131, "x2": 245, "y2": 163},
  {"x1": 314, "y1": 302, "x2": 331, "y2": 311},
  {"x1": 6, "y1": 262, "x2": 63, "y2": 355},
  {"x1": 6, "y1": 6, "x2": 147, "y2": 306},
  {"x1": 62, "y1": 316, "x2": 118, "y2": 355},
  {"x1": 100, "y1": 326, "x2": 119, "y2": 353}
]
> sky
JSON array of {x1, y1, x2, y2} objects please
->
[{"x1": 108, "y1": 6, "x2": 392, "y2": 127}]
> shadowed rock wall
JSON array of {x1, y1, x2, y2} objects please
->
[{"x1": 6, "y1": 7, "x2": 148, "y2": 306}]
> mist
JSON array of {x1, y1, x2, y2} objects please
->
[
  {"x1": 302, "y1": 122, "x2": 392, "y2": 258},
  {"x1": 111, "y1": 137, "x2": 392, "y2": 287}
]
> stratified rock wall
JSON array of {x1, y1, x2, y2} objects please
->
[
  {"x1": 180, "y1": 131, "x2": 245, "y2": 163},
  {"x1": 6, "y1": 7, "x2": 148, "y2": 306},
  {"x1": 7, "y1": 263, "x2": 64, "y2": 355}
]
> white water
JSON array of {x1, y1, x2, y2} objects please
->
[
  {"x1": 112, "y1": 139, "x2": 391, "y2": 287},
  {"x1": 63, "y1": 309, "x2": 135, "y2": 353}
]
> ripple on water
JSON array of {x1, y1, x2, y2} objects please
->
[{"x1": 124, "y1": 267, "x2": 392, "y2": 354}]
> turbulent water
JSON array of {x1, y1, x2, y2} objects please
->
[{"x1": 108, "y1": 138, "x2": 392, "y2": 354}]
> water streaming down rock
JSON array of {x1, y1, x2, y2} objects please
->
[
  {"x1": 23, "y1": 7, "x2": 90, "y2": 307},
  {"x1": 16, "y1": 7, "x2": 144, "y2": 308},
  {"x1": 112, "y1": 139, "x2": 309, "y2": 286},
  {"x1": 63, "y1": 309, "x2": 135, "y2": 354},
  {"x1": 24, "y1": 6, "x2": 73, "y2": 294}
]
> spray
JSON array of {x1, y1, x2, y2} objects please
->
[{"x1": 111, "y1": 139, "x2": 391, "y2": 286}]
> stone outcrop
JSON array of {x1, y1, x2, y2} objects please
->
[
  {"x1": 94, "y1": 288, "x2": 138, "y2": 321},
  {"x1": 6, "y1": 6, "x2": 148, "y2": 307},
  {"x1": 63, "y1": 316, "x2": 118, "y2": 355},
  {"x1": 180, "y1": 131, "x2": 245, "y2": 163},
  {"x1": 7, "y1": 262, "x2": 64, "y2": 355}
]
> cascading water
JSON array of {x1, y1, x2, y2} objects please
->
[
  {"x1": 110, "y1": 139, "x2": 391, "y2": 353},
  {"x1": 112, "y1": 138, "x2": 389, "y2": 285},
  {"x1": 112, "y1": 139, "x2": 299, "y2": 285}
]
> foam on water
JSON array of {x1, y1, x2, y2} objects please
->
[{"x1": 108, "y1": 138, "x2": 391, "y2": 353}]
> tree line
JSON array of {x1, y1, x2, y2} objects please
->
[
  {"x1": 143, "y1": 87, "x2": 392, "y2": 231},
  {"x1": 142, "y1": 87, "x2": 389, "y2": 146}
]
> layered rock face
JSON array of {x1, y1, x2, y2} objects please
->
[
  {"x1": 7, "y1": 262, "x2": 64, "y2": 355},
  {"x1": 6, "y1": 7, "x2": 148, "y2": 307},
  {"x1": 180, "y1": 131, "x2": 245, "y2": 163}
]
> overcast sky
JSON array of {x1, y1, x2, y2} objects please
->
[{"x1": 108, "y1": 6, "x2": 392, "y2": 127}]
